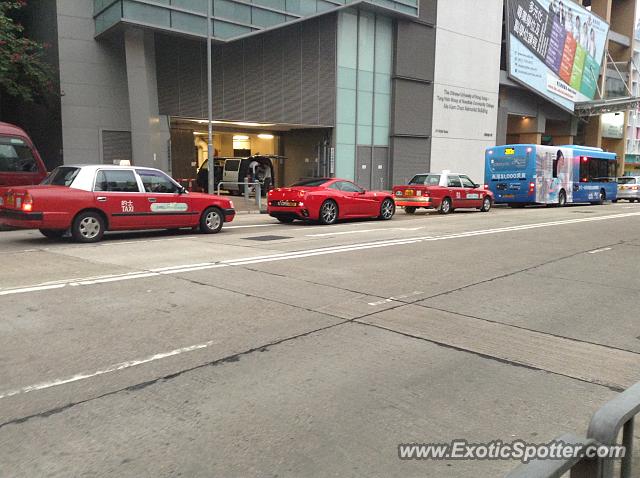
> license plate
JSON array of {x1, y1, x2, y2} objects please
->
[
  {"x1": 275, "y1": 200, "x2": 297, "y2": 207},
  {"x1": 6, "y1": 195, "x2": 14, "y2": 207},
  {"x1": 404, "y1": 189, "x2": 414, "y2": 196},
  {"x1": 503, "y1": 194, "x2": 515, "y2": 198}
]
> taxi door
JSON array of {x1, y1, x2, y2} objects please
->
[
  {"x1": 93, "y1": 169, "x2": 151, "y2": 229},
  {"x1": 459, "y1": 175, "x2": 483, "y2": 208},
  {"x1": 136, "y1": 169, "x2": 194, "y2": 228},
  {"x1": 446, "y1": 175, "x2": 465, "y2": 208}
]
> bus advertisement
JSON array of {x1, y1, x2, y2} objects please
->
[{"x1": 485, "y1": 144, "x2": 617, "y2": 206}]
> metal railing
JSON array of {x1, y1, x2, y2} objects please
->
[
  {"x1": 216, "y1": 179, "x2": 263, "y2": 210},
  {"x1": 507, "y1": 380, "x2": 640, "y2": 478}
]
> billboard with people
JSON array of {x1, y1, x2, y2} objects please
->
[{"x1": 506, "y1": 0, "x2": 610, "y2": 112}]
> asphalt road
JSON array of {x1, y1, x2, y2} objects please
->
[{"x1": 1, "y1": 202, "x2": 639, "y2": 477}]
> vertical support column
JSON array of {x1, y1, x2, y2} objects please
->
[{"x1": 124, "y1": 28, "x2": 170, "y2": 170}]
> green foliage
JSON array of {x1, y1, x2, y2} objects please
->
[{"x1": 0, "y1": 0, "x2": 56, "y2": 103}]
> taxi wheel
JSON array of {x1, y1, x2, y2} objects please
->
[
  {"x1": 39, "y1": 229, "x2": 65, "y2": 239},
  {"x1": 404, "y1": 206, "x2": 417, "y2": 214},
  {"x1": 72, "y1": 211, "x2": 105, "y2": 243},
  {"x1": 379, "y1": 198, "x2": 395, "y2": 220},
  {"x1": 612, "y1": 199, "x2": 618, "y2": 203},
  {"x1": 319, "y1": 200, "x2": 338, "y2": 225},
  {"x1": 200, "y1": 207, "x2": 223, "y2": 234},
  {"x1": 439, "y1": 197, "x2": 453, "y2": 215},
  {"x1": 480, "y1": 196, "x2": 492, "y2": 212}
]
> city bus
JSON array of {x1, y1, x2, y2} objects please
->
[{"x1": 484, "y1": 144, "x2": 618, "y2": 207}]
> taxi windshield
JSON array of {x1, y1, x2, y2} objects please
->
[
  {"x1": 41, "y1": 167, "x2": 80, "y2": 186},
  {"x1": 409, "y1": 174, "x2": 440, "y2": 186}
]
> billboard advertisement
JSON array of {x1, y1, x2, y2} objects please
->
[{"x1": 506, "y1": 0, "x2": 610, "y2": 112}]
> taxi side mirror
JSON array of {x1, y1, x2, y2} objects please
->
[{"x1": 178, "y1": 186, "x2": 187, "y2": 195}]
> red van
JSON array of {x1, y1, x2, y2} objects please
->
[{"x1": 0, "y1": 122, "x2": 48, "y2": 186}]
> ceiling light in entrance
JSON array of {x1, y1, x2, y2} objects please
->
[
  {"x1": 258, "y1": 134, "x2": 274, "y2": 140},
  {"x1": 233, "y1": 135, "x2": 249, "y2": 140},
  {"x1": 191, "y1": 119, "x2": 276, "y2": 127}
]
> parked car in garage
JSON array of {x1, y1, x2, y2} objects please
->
[
  {"x1": 0, "y1": 165, "x2": 235, "y2": 242},
  {"x1": 267, "y1": 178, "x2": 395, "y2": 224},
  {"x1": 0, "y1": 122, "x2": 48, "y2": 187},
  {"x1": 614, "y1": 176, "x2": 640, "y2": 202},
  {"x1": 393, "y1": 171, "x2": 493, "y2": 214}
]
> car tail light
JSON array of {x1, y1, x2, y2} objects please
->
[
  {"x1": 229, "y1": 200, "x2": 234, "y2": 209},
  {"x1": 22, "y1": 193, "x2": 33, "y2": 212},
  {"x1": 632, "y1": 186, "x2": 639, "y2": 191},
  {"x1": 483, "y1": 184, "x2": 489, "y2": 190}
]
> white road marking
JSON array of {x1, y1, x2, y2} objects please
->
[
  {"x1": 306, "y1": 227, "x2": 424, "y2": 237},
  {"x1": 588, "y1": 247, "x2": 612, "y2": 254},
  {"x1": 368, "y1": 291, "x2": 424, "y2": 306},
  {"x1": 1, "y1": 211, "x2": 639, "y2": 297},
  {"x1": 0, "y1": 340, "x2": 219, "y2": 400}
]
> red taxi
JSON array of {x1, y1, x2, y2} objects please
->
[
  {"x1": 393, "y1": 171, "x2": 493, "y2": 214},
  {"x1": 267, "y1": 178, "x2": 395, "y2": 224},
  {"x1": 0, "y1": 165, "x2": 235, "y2": 242}
]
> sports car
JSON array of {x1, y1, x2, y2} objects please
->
[
  {"x1": 267, "y1": 178, "x2": 395, "y2": 224},
  {"x1": 0, "y1": 165, "x2": 235, "y2": 242}
]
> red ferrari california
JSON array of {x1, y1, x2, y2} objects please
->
[{"x1": 267, "y1": 178, "x2": 395, "y2": 224}]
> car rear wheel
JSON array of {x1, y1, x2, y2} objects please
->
[
  {"x1": 379, "y1": 198, "x2": 395, "y2": 220},
  {"x1": 439, "y1": 197, "x2": 453, "y2": 214},
  {"x1": 319, "y1": 199, "x2": 338, "y2": 225},
  {"x1": 480, "y1": 196, "x2": 492, "y2": 212},
  {"x1": 39, "y1": 229, "x2": 65, "y2": 239},
  {"x1": 276, "y1": 216, "x2": 295, "y2": 223},
  {"x1": 72, "y1": 211, "x2": 105, "y2": 243},
  {"x1": 200, "y1": 207, "x2": 223, "y2": 234},
  {"x1": 404, "y1": 206, "x2": 416, "y2": 214}
]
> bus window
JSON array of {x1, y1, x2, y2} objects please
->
[{"x1": 580, "y1": 157, "x2": 615, "y2": 182}]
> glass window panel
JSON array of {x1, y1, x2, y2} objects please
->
[
  {"x1": 374, "y1": 15, "x2": 393, "y2": 74},
  {"x1": 337, "y1": 66, "x2": 357, "y2": 90},
  {"x1": 337, "y1": 87, "x2": 357, "y2": 124},
  {"x1": 336, "y1": 123, "x2": 356, "y2": 145},
  {"x1": 374, "y1": 72, "x2": 391, "y2": 94},
  {"x1": 394, "y1": 3, "x2": 417, "y2": 15},
  {"x1": 357, "y1": 90, "x2": 373, "y2": 125},
  {"x1": 123, "y1": 1, "x2": 170, "y2": 26},
  {"x1": 358, "y1": 11, "x2": 375, "y2": 72},
  {"x1": 172, "y1": 0, "x2": 209, "y2": 13},
  {"x1": 215, "y1": 0, "x2": 251, "y2": 23},
  {"x1": 316, "y1": 0, "x2": 334, "y2": 12},
  {"x1": 298, "y1": 0, "x2": 316, "y2": 14},
  {"x1": 373, "y1": 126, "x2": 389, "y2": 146},
  {"x1": 253, "y1": 0, "x2": 286, "y2": 11},
  {"x1": 374, "y1": 93, "x2": 390, "y2": 127},
  {"x1": 285, "y1": 0, "x2": 301, "y2": 12},
  {"x1": 95, "y1": 2, "x2": 122, "y2": 34},
  {"x1": 335, "y1": 143, "x2": 355, "y2": 179},
  {"x1": 251, "y1": 8, "x2": 285, "y2": 27},
  {"x1": 214, "y1": 20, "x2": 252, "y2": 37},
  {"x1": 357, "y1": 125, "x2": 372, "y2": 144},
  {"x1": 338, "y1": 10, "x2": 358, "y2": 68},
  {"x1": 358, "y1": 70, "x2": 374, "y2": 92},
  {"x1": 171, "y1": 11, "x2": 207, "y2": 35}
]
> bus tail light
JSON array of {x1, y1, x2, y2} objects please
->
[
  {"x1": 22, "y1": 193, "x2": 33, "y2": 212},
  {"x1": 528, "y1": 182, "x2": 535, "y2": 195}
]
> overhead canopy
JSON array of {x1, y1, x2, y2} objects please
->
[{"x1": 574, "y1": 96, "x2": 640, "y2": 117}]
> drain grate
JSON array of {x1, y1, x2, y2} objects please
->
[{"x1": 244, "y1": 235, "x2": 293, "y2": 241}]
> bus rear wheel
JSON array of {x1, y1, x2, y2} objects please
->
[{"x1": 558, "y1": 190, "x2": 567, "y2": 207}]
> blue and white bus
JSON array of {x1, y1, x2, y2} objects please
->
[{"x1": 485, "y1": 144, "x2": 618, "y2": 207}]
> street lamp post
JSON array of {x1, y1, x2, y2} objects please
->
[{"x1": 207, "y1": 0, "x2": 215, "y2": 194}]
